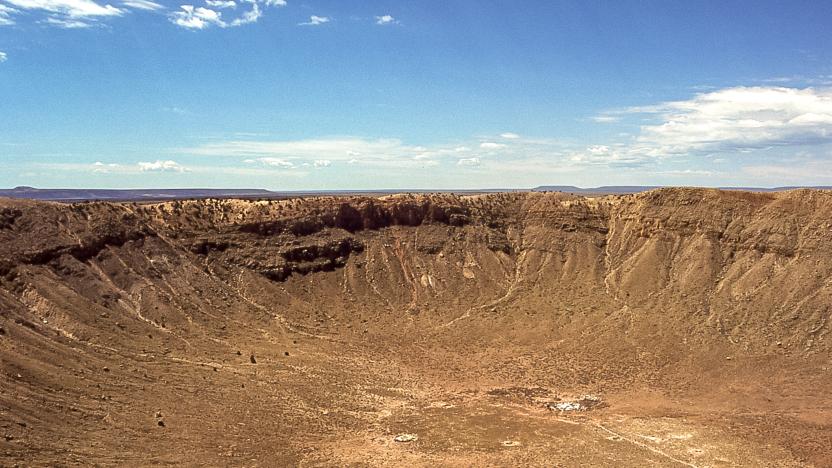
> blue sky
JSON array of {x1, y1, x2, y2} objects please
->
[{"x1": 1, "y1": 0, "x2": 832, "y2": 189}]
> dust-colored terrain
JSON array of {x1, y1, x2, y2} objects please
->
[{"x1": 1, "y1": 188, "x2": 831, "y2": 466}]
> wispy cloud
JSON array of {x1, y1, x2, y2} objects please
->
[
  {"x1": 181, "y1": 137, "x2": 486, "y2": 170},
  {"x1": 0, "y1": 51, "x2": 6, "y2": 62},
  {"x1": 178, "y1": 135, "x2": 568, "y2": 173},
  {"x1": 298, "y1": 14, "x2": 329, "y2": 26},
  {"x1": 591, "y1": 115, "x2": 620, "y2": 123},
  {"x1": 92, "y1": 161, "x2": 120, "y2": 173},
  {"x1": 756, "y1": 75, "x2": 832, "y2": 86},
  {"x1": 205, "y1": 0, "x2": 234, "y2": 8},
  {"x1": 34, "y1": 160, "x2": 189, "y2": 175},
  {"x1": 44, "y1": 16, "x2": 94, "y2": 27},
  {"x1": 480, "y1": 142, "x2": 505, "y2": 149},
  {"x1": 162, "y1": 106, "x2": 190, "y2": 115},
  {"x1": 3, "y1": 0, "x2": 123, "y2": 17},
  {"x1": 375, "y1": 14, "x2": 396, "y2": 25},
  {"x1": 1, "y1": 0, "x2": 169, "y2": 27},
  {"x1": 1, "y1": 0, "x2": 129, "y2": 27},
  {"x1": 577, "y1": 86, "x2": 832, "y2": 167},
  {"x1": 568, "y1": 144, "x2": 650, "y2": 167},
  {"x1": 632, "y1": 86, "x2": 832, "y2": 156},
  {"x1": 121, "y1": 0, "x2": 162, "y2": 10},
  {"x1": 138, "y1": 160, "x2": 187, "y2": 172},
  {"x1": 169, "y1": 0, "x2": 281, "y2": 29},
  {"x1": 244, "y1": 157, "x2": 295, "y2": 168},
  {"x1": 457, "y1": 157, "x2": 481, "y2": 167},
  {"x1": 170, "y1": 5, "x2": 223, "y2": 28},
  {"x1": 168, "y1": 85, "x2": 832, "y2": 185},
  {"x1": 0, "y1": 3, "x2": 18, "y2": 25}
]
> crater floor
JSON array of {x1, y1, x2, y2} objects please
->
[{"x1": 1, "y1": 189, "x2": 831, "y2": 466}]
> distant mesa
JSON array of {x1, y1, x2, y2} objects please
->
[
  {"x1": 0, "y1": 187, "x2": 276, "y2": 202},
  {"x1": 1, "y1": 185, "x2": 832, "y2": 202}
]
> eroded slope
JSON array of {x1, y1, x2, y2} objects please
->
[{"x1": 1, "y1": 189, "x2": 830, "y2": 466}]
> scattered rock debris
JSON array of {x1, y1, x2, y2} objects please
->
[
  {"x1": 546, "y1": 394, "x2": 604, "y2": 412},
  {"x1": 250, "y1": 354, "x2": 257, "y2": 364},
  {"x1": 393, "y1": 433, "x2": 418, "y2": 443},
  {"x1": 550, "y1": 401, "x2": 582, "y2": 412}
]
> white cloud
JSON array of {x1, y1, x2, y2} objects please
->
[
  {"x1": 244, "y1": 157, "x2": 294, "y2": 168},
  {"x1": 121, "y1": 0, "x2": 162, "y2": 10},
  {"x1": 572, "y1": 86, "x2": 832, "y2": 168},
  {"x1": 1, "y1": 0, "x2": 283, "y2": 28},
  {"x1": 500, "y1": 132, "x2": 520, "y2": 139},
  {"x1": 227, "y1": 1, "x2": 259, "y2": 26},
  {"x1": 457, "y1": 157, "x2": 481, "y2": 167},
  {"x1": 0, "y1": 0, "x2": 169, "y2": 26},
  {"x1": 162, "y1": 106, "x2": 189, "y2": 115},
  {"x1": 631, "y1": 86, "x2": 832, "y2": 156},
  {"x1": 298, "y1": 14, "x2": 329, "y2": 26},
  {"x1": 0, "y1": 51, "x2": 6, "y2": 62},
  {"x1": 170, "y1": 0, "x2": 283, "y2": 29},
  {"x1": 650, "y1": 169, "x2": 722, "y2": 177},
  {"x1": 375, "y1": 14, "x2": 396, "y2": 25},
  {"x1": 759, "y1": 75, "x2": 832, "y2": 86},
  {"x1": 205, "y1": 0, "x2": 234, "y2": 8},
  {"x1": 1, "y1": 0, "x2": 283, "y2": 29},
  {"x1": 138, "y1": 160, "x2": 186, "y2": 172},
  {"x1": 177, "y1": 135, "x2": 585, "y2": 177},
  {"x1": 480, "y1": 142, "x2": 505, "y2": 149},
  {"x1": 591, "y1": 115, "x2": 619, "y2": 123},
  {"x1": 184, "y1": 138, "x2": 409, "y2": 159},
  {"x1": 3, "y1": 0, "x2": 123, "y2": 17},
  {"x1": 568, "y1": 144, "x2": 649, "y2": 167},
  {"x1": 44, "y1": 16, "x2": 92, "y2": 26},
  {"x1": 313, "y1": 159, "x2": 331, "y2": 167},
  {"x1": 170, "y1": 4, "x2": 222, "y2": 28},
  {"x1": 0, "y1": 3, "x2": 17, "y2": 24},
  {"x1": 180, "y1": 137, "x2": 466, "y2": 169},
  {"x1": 92, "y1": 161, "x2": 121, "y2": 173}
]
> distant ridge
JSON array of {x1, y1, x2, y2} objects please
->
[
  {"x1": 3, "y1": 185, "x2": 832, "y2": 201},
  {"x1": 532, "y1": 185, "x2": 832, "y2": 194},
  {"x1": 0, "y1": 187, "x2": 522, "y2": 201},
  {"x1": 0, "y1": 187, "x2": 275, "y2": 202}
]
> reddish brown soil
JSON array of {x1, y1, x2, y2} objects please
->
[{"x1": 1, "y1": 188, "x2": 831, "y2": 466}]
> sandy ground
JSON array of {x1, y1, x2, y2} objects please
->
[{"x1": 2, "y1": 189, "x2": 831, "y2": 466}]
